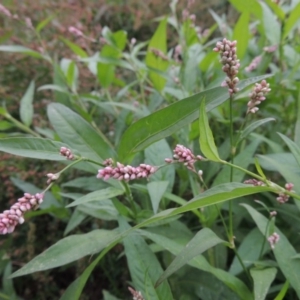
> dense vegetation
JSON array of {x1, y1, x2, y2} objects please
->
[{"x1": 1, "y1": 0, "x2": 300, "y2": 299}]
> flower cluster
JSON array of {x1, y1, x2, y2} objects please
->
[
  {"x1": 46, "y1": 173, "x2": 59, "y2": 184},
  {"x1": 150, "y1": 48, "x2": 169, "y2": 61},
  {"x1": 0, "y1": 4, "x2": 12, "y2": 17},
  {"x1": 268, "y1": 232, "x2": 280, "y2": 249},
  {"x1": 270, "y1": 211, "x2": 277, "y2": 217},
  {"x1": 0, "y1": 193, "x2": 43, "y2": 235},
  {"x1": 213, "y1": 39, "x2": 240, "y2": 95},
  {"x1": 245, "y1": 55, "x2": 262, "y2": 72},
  {"x1": 244, "y1": 179, "x2": 265, "y2": 186},
  {"x1": 68, "y1": 26, "x2": 84, "y2": 37},
  {"x1": 263, "y1": 45, "x2": 277, "y2": 53},
  {"x1": 247, "y1": 80, "x2": 271, "y2": 114},
  {"x1": 60, "y1": 147, "x2": 75, "y2": 160},
  {"x1": 276, "y1": 183, "x2": 294, "y2": 204},
  {"x1": 128, "y1": 287, "x2": 144, "y2": 300},
  {"x1": 97, "y1": 161, "x2": 156, "y2": 182},
  {"x1": 165, "y1": 144, "x2": 202, "y2": 171}
]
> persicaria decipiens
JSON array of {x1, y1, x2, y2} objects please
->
[
  {"x1": 0, "y1": 193, "x2": 43, "y2": 235},
  {"x1": 97, "y1": 162, "x2": 156, "y2": 182},
  {"x1": 247, "y1": 80, "x2": 271, "y2": 114},
  {"x1": 213, "y1": 39, "x2": 240, "y2": 95}
]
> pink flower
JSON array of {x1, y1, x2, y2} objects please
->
[
  {"x1": 0, "y1": 4, "x2": 12, "y2": 17},
  {"x1": 60, "y1": 147, "x2": 75, "y2": 160},
  {"x1": 245, "y1": 55, "x2": 262, "y2": 72},
  {"x1": 268, "y1": 232, "x2": 280, "y2": 249},
  {"x1": 68, "y1": 26, "x2": 83, "y2": 37},
  {"x1": 0, "y1": 193, "x2": 43, "y2": 234},
  {"x1": 213, "y1": 39, "x2": 240, "y2": 95},
  {"x1": 97, "y1": 162, "x2": 156, "y2": 182},
  {"x1": 247, "y1": 80, "x2": 271, "y2": 114}
]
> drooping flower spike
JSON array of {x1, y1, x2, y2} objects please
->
[{"x1": 0, "y1": 193, "x2": 44, "y2": 235}]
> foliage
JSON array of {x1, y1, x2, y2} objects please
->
[{"x1": 1, "y1": 0, "x2": 300, "y2": 299}]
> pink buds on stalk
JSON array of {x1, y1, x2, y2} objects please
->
[
  {"x1": 276, "y1": 183, "x2": 294, "y2": 204},
  {"x1": 213, "y1": 39, "x2": 240, "y2": 95},
  {"x1": 60, "y1": 147, "x2": 75, "y2": 160},
  {"x1": 0, "y1": 4, "x2": 12, "y2": 17},
  {"x1": 245, "y1": 55, "x2": 262, "y2": 72},
  {"x1": 165, "y1": 144, "x2": 202, "y2": 171},
  {"x1": 268, "y1": 232, "x2": 280, "y2": 249},
  {"x1": 244, "y1": 179, "x2": 265, "y2": 186},
  {"x1": 68, "y1": 26, "x2": 84, "y2": 37},
  {"x1": 128, "y1": 287, "x2": 144, "y2": 300},
  {"x1": 97, "y1": 162, "x2": 156, "y2": 182},
  {"x1": 0, "y1": 193, "x2": 43, "y2": 235},
  {"x1": 247, "y1": 80, "x2": 271, "y2": 114}
]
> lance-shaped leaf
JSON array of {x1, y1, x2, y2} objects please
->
[
  {"x1": 242, "y1": 204, "x2": 300, "y2": 298},
  {"x1": 119, "y1": 218, "x2": 173, "y2": 300},
  {"x1": 47, "y1": 103, "x2": 115, "y2": 162},
  {"x1": 118, "y1": 74, "x2": 273, "y2": 161},
  {"x1": 156, "y1": 228, "x2": 226, "y2": 286},
  {"x1": 20, "y1": 80, "x2": 35, "y2": 127},
  {"x1": 277, "y1": 132, "x2": 300, "y2": 168},
  {"x1": 199, "y1": 99, "x2": 221, "y2": 161},
  {"x1": 0, "y1": 137, "x2": 66, "y2": 160},
  {"x1": 66, "y1": 187, "x2": 124, "y2": 208},
  {"x1": 250, "y1": 267, "x2": 277, "y2": 300},
  {"x1": 140, "y1": 230, "x2": 253, "y2": 300},
  {"x1": 10, "y1": 230, "x2": 119, "y2": 278}
]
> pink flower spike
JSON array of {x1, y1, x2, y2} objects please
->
[
  {"x1": 0, "y1": 193, "x2": 44, "y2": 235},
  {"x1": 0, "y1": 4, "x2": 12, "y2": 17}
]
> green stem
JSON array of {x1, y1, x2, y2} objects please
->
[
  {"x1": 229, "y1": 95, "x2": 234, "y2": 245},
  {"x1": 233, "y1": 248, "x2": 253, "y2": 285},
  {"x1": 4, "y1": 113, "x2": 40, "y2": 137},
  {"x1": 122, "y1": 181, "x2": 137, "y2": 219}
]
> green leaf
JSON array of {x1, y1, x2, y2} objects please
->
[
  {"x1": 283, "y1": 2, "x2": 300, "y2": 39},
  {"x1": 277, "y1": 132, "x2": 300, "y2": 168},
  {"x1": 64, "y1": 208, "x2": 87, "y2": 235},
  {"x1": 0, "y1": 137, "x2": 66, "y2": 160},
  {"x1": 118, "y1": 74, "x2": 273, "y2": 161},
  {"x1": 0, "y1": 45, "x2": 45, "y2": 59},
  {"x1": 242, "y1": 204, "x2": 300, "y2": 298},
  {"x1": 232, "y1": 12, "x2": 250, "y2": 58},
  {"x1": 36, "y1": 15, "x2": 55, "y2": 33},
  {"x1": 156, "y1": 228, "x2": 226, "y2": 287},
  {"x1": 250, "y1": 267, "x2": 277, "y2": 300},
  {"x1": 229, "y1": 0, "x2": 262, "y2": 18},
  {"x1": 144, "y1": 139, "x2": 175, "y2": 190},
  {"x1": 260, "y1": 2, "x2": 281, "y2": 45},
  {"x1": 59, "y1": 244, "x2": 116, "y2": 300},
  {"x1": 97, "y1": 30, "x2": 126, "y2": 88},
  {"x1": 264, "y1": 0, "x2": 285, "y2": 21},
  {"x1": 66, "y1": 187, "x2": 124, "y2": 208},
  {"x1": 60, "y1": 37, "x2": 88, "y2": 58},
  {"x1": 145, "y1": 18, "x2": 169, "y2": 91},
  {"x1": 119, "y1": 219, "x2": 173, "y2": 300},
  {"x1": 134, "y1": 183, "x2": 275, "y2": 231},
  {"x1": 47, "y1": 103, "x2": 114, "y2": 163},
  {"x1": 239, "y1": 118, "x2": 276, "y2": 144},
  {"x1": 38, "y1": 84, "x2": 69, "y2": 94},
  {"x1": 10, "y1": 230, "x2": 119, "y2": 278},
  {"x1": 229, "y1": 228, "x2": 268, "y2": 275},
  {"x1": 199, "y1": 100, "x2": 221, "y2": 162},
  {"x1": 20, "y1": 80, "x2": 35, "y2": 127},
  {"x1": 147, "y1": 181, "x2": 169, "y2": 214},
  {"x1": 141, "y1": 230, "x2": 253, "y2": 300}
]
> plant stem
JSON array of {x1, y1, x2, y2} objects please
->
[
  {"x1": 229, "y1": 95, "x2": 234, "y2": 246},
  {"x1": 122, "y1": 181, "x2": 137, "y2": 219},
  {"x1": 4, "y1": 113, "x2": 40, "y2": 137}
]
